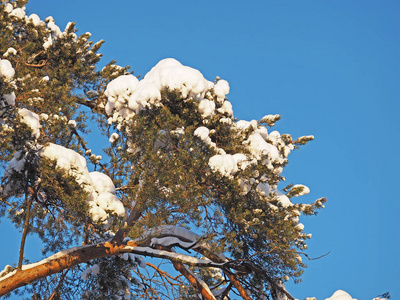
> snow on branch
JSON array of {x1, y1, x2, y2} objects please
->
[{"x1": 0, "y1": 239, "x2": 225, "y2": 296}]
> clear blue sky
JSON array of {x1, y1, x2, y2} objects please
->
[{"x1": 2, "y1": 0, "x2": 399, "y2": 299}]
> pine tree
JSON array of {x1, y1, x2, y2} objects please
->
[{"x1": 0, "y1": 1, "x2": 326, "y2": 299}]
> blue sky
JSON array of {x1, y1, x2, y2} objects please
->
[{"x1": 1, "y1": 0, "x2": 399, "y2": 299}]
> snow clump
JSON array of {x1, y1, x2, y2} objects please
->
[
  {"x1": 104, "y1": 58, "x2": 220, "y2": 121},
  {"x1": 0, "y1": 59, "x2": 15, "y2": 79},
  {"x1": 213, "y1": 79, "x2": 230, "y2": 103},
  {"x1": 289, "y1": 184, "x2": 310, "y2": 197},
  {"x1": 4, "y1": 3, "x2": 13, "y2": 14},
  {"x1": 208, "y1": 154, "x2": 249, "y2": 178},
  {"x1": 325, "y1": 290, "x2": 357, "y2": 300},
  {"x1": 40, "y1": 144, "x2": 125, "y2": 223},
  {"x1": 3, "y1": 47, "x2": 17, "y2": 58},
  {"x1": 8, "y1": 7, "x2": 26, "y2": 20},
  {"x1": 104, "y1": 74, "x2": 139, "y2": 117},
  {"x1": 28, "y1": 14, "x2": 43, "y2": 26},
  {"x1": 18, "y1": 108, "x2": 41, "y2": 139}
]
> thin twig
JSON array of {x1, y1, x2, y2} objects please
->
[
  {"x1": 48, "y1": 270, "x2": 68, "y2": 300},
  {"x1": 18, "y1": 185, "x2": 32, "y2": 270}
]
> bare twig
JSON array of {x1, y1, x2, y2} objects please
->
[
  {"x1": 48, "y1": 270, "x2": 68, "y2": 300},
  {"x1": 18, "y1": 186, "x2": 32, "y2": 270}
]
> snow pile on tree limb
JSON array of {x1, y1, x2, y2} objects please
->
[
  {"x1": 325, "y1": 290, "x2": 358, "y2": 300},
  {"x1": 0, "y1": 59, "x2": 15, "y2": 79},
  {"x1": 104, "y1": 58, "x2": 222, "y2": 122},
  {"x1": 2, "y1": 143, "x2": 124, "y2": 223},
  {"x1": 41, "y1": 144, "x2": 125, "y2": 223},
  {"x1": 18, "y1": 108, "x2": 41, "y2": 139}
]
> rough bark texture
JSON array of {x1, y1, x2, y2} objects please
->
[{"x1": 0, "y1": 242, "x2": 123, "y2": 296}]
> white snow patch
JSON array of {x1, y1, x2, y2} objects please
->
[
  {"x1": 105, "y1": 58, "x2": 221, "y2": 122},
  {"x1": 28, "y1": 14, "x2": 43, "y2": 26},
  {"x1": 89, "y1": 171, "x2": 116, "y2": 194},
  {"x1": 3, "y1": 92, "x2": 15, "y2": 106},
  {"x1": 0, "y1": 59, "x2": 15, "y2": 79},
  {"x1": 150, "y1": 237, "x2": 194, "y2": 249},
  {"x1": 40, "y1": 76, "x2": 50, "y2": 83},
  {"x1": 109, "y1": 132, "x2": 119, "y2": 143},
  {"x1": 217, "y1": 100, "x2": 233, "y2": 116},
  {"x1": 290, "y1": 184, "x2": 310, "y2": 197},
  {"x1": 214, "y1": 79, "x2": 230, "y2": 103},
  {"x1": 194, "y1": 126, "x2": 216, "y2": 149},
  {"x1": 209, "y1": 154, "x2": 238, "y2": 177},
  {"x1": 105, "y1": 74, "x2": 139, "y2": 116},
  {"x1": 235, "y1": 119, "x2": 258, "y2": 131},
  {"x1": 198, "y1": 99, "x2": 215, "y2": 118},
  {"x1": 9, "y1": 7, "x2": 26, "y2": 19},
  {"x1": 325, "y1": 290, "x2": 357, "y2": 300},
  {"x1": 247, "y1": 132, "x2": 280, "y2": 161},
  {"x1": 4, "y1": 3, "x2": 13, "y2": 14},
  {"x1": 209, "y1": 153, "x2": 250, "y2": 178},
  {"x1": 257, "y1": 182, "x2": 271, "y2": 197},
  {"x1": 3, "y1": 47, "x2": 17, "y2": 57},
  {"x1": 274, "y1": 190, "x2": 292, "y2": 207},
  {"x1": 18, "y1": 108, "x2": 40, "y2": 139}
]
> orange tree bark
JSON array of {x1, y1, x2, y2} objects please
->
[
  {"x1": 0, "y1": 241, "x2": 125, "y2": 296},
  {"x1": 172, "y1": 261, "x2": 216, "y2": 300}
]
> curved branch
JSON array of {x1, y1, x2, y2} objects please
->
[
  {"x1": 0, "y1": 240, "x2": 221, "y2": 296},
  {"x1": 24, "y1": 60, "x2": 46, "y2": 68},
  {"x1": 0, "y1": 242, "x2": 122, "y2": 296}
]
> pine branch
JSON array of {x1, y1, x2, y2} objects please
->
[{"x1": 18, "y1": 186, "x2": 32, "y2": 270}]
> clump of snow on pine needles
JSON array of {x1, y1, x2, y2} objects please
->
[
  {"x1": 1, "y1": 92, "x2": 15, "y2": 107},
  {"x1": 4, "y1": 3, "x2": 13, "y2": 14},
  {"x1": 0, "y1": 59, "x2": 15, "y2": 79},
  {"x1": 104, "y1": 58, "x2": 225, "y2": 120},
  {"x1": 18, "y1": 108, "x2": 41, "y2": 139},
  {"x1": 104, "y1": 74, "x2": 139, "y2": 116},
  {"x1": 109, "y1": 132, "x2": 119, "y2": 143},
  {"x1": 194, "y1": 126, "x2": 219, "y2": 152},
  {"x1": 325, "y1": 290, "x2": 358, "y2": 300},
  {"x1": 290, "y1": 184, "x2": 310, "y2": 197},
  {"x1": 214, "y1": 79, "x2": 230, "y2": 103},
  {"x1": 28, "y1": 14, "x2": 43, "y2": 26},
  {"x1": 8, "y1": 7, "x2": 26, "y2": 20},
  {"x1": 208, "y1": 153, "x2": 250, "y2": 178},
  {"x1": 40, "y1": 144, "x2": 125, "y2": 223},
  {"x1": 3, "y1": 47, "x2": 17, "y2": 58}
]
